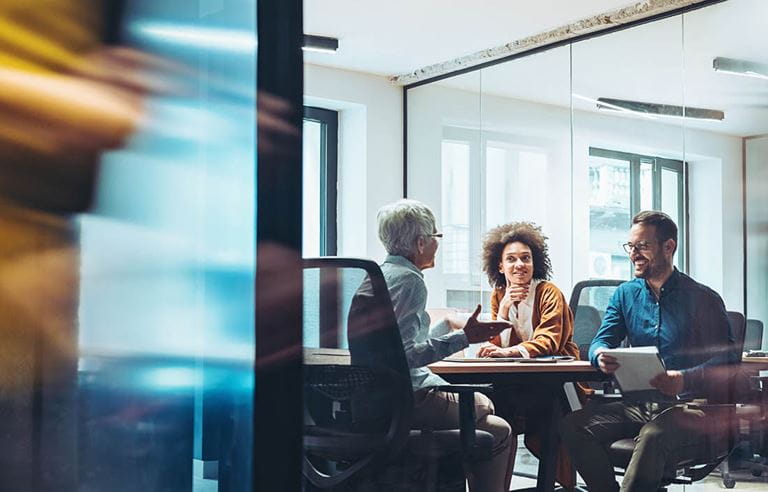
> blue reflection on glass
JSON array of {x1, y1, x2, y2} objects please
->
[{"x1": 76, "y1": 1, "x2": 256, "y2": 491}]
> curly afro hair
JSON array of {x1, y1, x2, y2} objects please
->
[{"x1": 482, "y1": 222, "x2": 552, "y2": 289}]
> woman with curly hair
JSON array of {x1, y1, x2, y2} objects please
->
[
  {"x1": 478, "y1": 222, "x2": 578, "y2": 359},
  {"x1": 477, "y1": 221, "x2": 579, "y2": 488}
]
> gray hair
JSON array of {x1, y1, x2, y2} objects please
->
[{"x1": 377, "y1": 199, "x2": 436, "y2": 257}]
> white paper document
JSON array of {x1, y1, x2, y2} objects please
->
[{"x1": 602, "y1": 346, "x2": 666, "y2": 392}]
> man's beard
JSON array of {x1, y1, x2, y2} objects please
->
[{"x1": 635, "y1": 256, "x2": 671, "y2": 279}]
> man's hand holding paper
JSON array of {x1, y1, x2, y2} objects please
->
[
  {"x1": 600, "y1": 346, "x2": 669, "y2": 395},
  {"x1": 650, "y1": 370, "x2": 684, "y2": 396},
  {"x1": 594, "y1": 348, "x2": 620, "y2": 374}
]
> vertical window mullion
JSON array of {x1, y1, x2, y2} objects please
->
[
  {"x1": 630, "y1": 157, "x2": 641, "y2": 216},
  {"x1": 469, "y1": 137, "x2": 482, "y2": 287},
  {"x1": 303, "y1": 106, "x2": 338, "y2": 256},
  {"x1": 303, "y1": 106, "x2": 339, "y2": 348},
  {"x1": 682, "y1": 160, "x2": 688, "y2": 272},
  {"x1": 324, "y1": 111, "x2": 338, "y2": 256},
  {"x1": 318, "y1": 120, "x2": 328, "y2": 256},
  {"x1": 652, "y1": 158, "x2": 662, "y2": 211}
]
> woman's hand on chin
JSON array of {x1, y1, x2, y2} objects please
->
[{"x1": 476, "y1": 345, "x2": 521, "y2": 358}]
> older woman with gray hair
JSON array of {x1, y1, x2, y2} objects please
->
[{"x1": 375, "y1": 199, "x2": 514, "y2": 492}]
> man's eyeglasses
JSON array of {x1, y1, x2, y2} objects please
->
[
  {"x1": 622, "y1": 241, "x2": 654, "y2": 254},
  {"x1": 429, "y1": 233, "x2": 443, "y2": 239}
]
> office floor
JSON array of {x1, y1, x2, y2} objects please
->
[{"x1": 510, "y1": 438, "x2": 768, "y2": 491}]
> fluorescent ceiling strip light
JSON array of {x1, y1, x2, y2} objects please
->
[
  {"x1": 596, "y1": 98, "x2": 724, "y2": 122},
  {"x1": 572, "y1": 93, "x2": 657, "y2": 120},
  {"x1": 133, "y1": 23, "x2": 338, "y2": 54},
  {"x1": 713, "y1": 57, "x2": 768, "y2": 81}
]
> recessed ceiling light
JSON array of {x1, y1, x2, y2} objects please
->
[{"x1": 302, "y1": 35, "x2": 339, "y2": 54}]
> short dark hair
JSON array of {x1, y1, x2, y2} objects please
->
[
  {"x1": 632, "y1": 210, "x2": 678, "y2": 247},
  {"x1": 482, "y1": 222, "x2": 552, "y2": 289}
]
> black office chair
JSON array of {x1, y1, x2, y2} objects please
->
[
  {"x1": 745, "y1": 319, "x2": 764, "y2": 352},
  {"x1": 725, "y1": 318, "x2": 767, "y2": 483},
  {"x1": 568, "y1": 279, "x2": 625, "y2": 362},
  {"x1": 302, "y1": 258, "x2": 495, "y2": 492},
  {"x1": 568, "y1": 279, "x2": 625, "y2": 401},
  {"x1": 742, "y1": 374, "x2": 768, "y2": 478},
  {"x1": 606, "y1": 310, "x2": 747, "y2": 490}
]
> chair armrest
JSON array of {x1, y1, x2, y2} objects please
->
[
  {"x1": 750, "y1": 375, "x2": 768, "y2": 389},
  {"x1": 433, "y1": 384, "x2": 494, "y2": 455},
  {"x1": 735, "y1": 403, "x2": 762, "y2": 419},
  {"x1": 588, "y1": 390, "x2": 624, "y2": 403}
]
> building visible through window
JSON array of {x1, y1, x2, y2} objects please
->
[{"x1": 588, "y1": 147, "x2": 685, "y2": 280}]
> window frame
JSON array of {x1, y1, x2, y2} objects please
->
[
  {"x1": 589, "y1": 147, "x2": 687, "y2": 272},
  {"x1": 440, "y1": 126, "x2": 553, "y2": 293},
  {"x1": 303, "y1": 106, "x2": 339, "y2": 256},
  {"x1": 303, "y1": 106, "x2": 341, "y2": 348}
]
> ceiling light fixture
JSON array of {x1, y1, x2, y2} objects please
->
[
  {"x1": 573, "y1": 94, "x2": 658, "y2": 120},
  {"x1": 594, "y1": 97, "x2": 724, "y2": 122},
  {"x1": 713, "y1": 57, "x2": 768, "y2": 81},
  {"x1": 302, "y1": 35, "x2": 339, "y2": 54}
]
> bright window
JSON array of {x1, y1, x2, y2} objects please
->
[
  {"x1": 302, "y1": 106, "x2": 338, "y2": 257},
  {"x1": 440, "y1": 127, "x2": 552, "y2": 309},
  {"x1": 588, "y1": 147, "x2": 685, "y2": 279},
  {"x1": 302, "y1": 106, "x2": 338, "y2": 348}
]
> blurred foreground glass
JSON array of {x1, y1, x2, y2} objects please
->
[
  {"x1": 0, "y1": 1, "x2": 257, "y2": 490},
  {"x1": 80, "y1": 2, "x2": 257, "y2": 490}
]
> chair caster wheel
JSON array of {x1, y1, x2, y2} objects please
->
[{"x1": 723, "y1": 475, "x2": 735, "y2": 489}]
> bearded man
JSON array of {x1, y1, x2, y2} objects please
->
[{"x1": 560, "y1": 210, "x2": 739, "y2": 492}]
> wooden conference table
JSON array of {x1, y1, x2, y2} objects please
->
[{"x1": 429, "y1": 359, "x2": 605, "y2": 492}]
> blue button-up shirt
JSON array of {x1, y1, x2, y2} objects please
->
[
  {"x1": 589, "y1": 269, "x2": 737, "y2": 395},
  {"x1": 380, "y1": 255, "x2": 468, "y2": 391}
]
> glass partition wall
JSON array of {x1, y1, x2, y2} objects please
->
[
  {"x1": 572, "y1": 16, "x2": 686, "y2": 287},
  {"x1": 406, "y1": 0, "x2": 766, "y2": 330},
  {"x1": 408, "y1": 71, "x2": 483, "y2": 310},
  {"x1": 407, "y1": 49, "x2": 572, "y2": 313}
]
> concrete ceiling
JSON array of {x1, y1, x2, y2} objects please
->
[{"x1": 303, "y1": 0, "x2": 641, "y2": 76}]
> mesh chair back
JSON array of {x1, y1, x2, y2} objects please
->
[
  {"x1": 302, "y1": 258, "x2": 413, "y2": 488},
  {"x1": 568, "y1": 279, "x2": 625, "y2": 360},
  {"x1": 727, "y1": 311, "x2": 746, "y2": 353}
]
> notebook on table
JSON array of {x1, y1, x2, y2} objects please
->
[{"x1": 444, "y1": 355, "x2": 575, "y2": 363}]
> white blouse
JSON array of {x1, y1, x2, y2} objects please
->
[{"x1": 497, "y1": 279, "x2": 541, "y2": 358}]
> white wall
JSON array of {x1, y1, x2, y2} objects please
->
[
  {"x1": 304, "y1": 64, "x2": 403, "y2": 260},
  {"x1": 407, "y1": 84, "x2": 744, "y2": 310}
]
